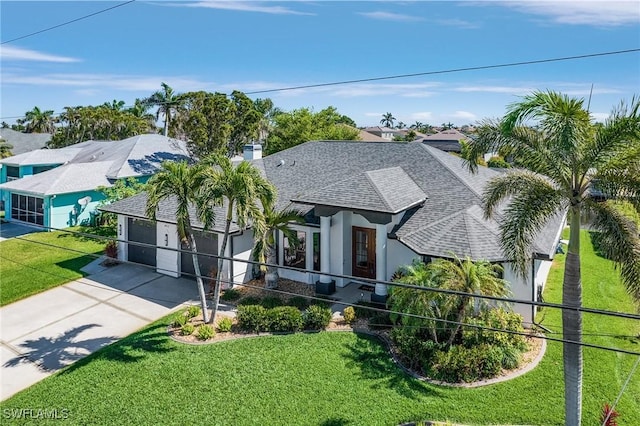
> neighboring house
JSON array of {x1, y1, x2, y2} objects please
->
[
  {"x1": 357, "y1": 129, "x2": 389, "y2": 142},
  {"x1": 362, "y1": 126, "x2": 403, "y2": 141},
  {"x1": 419, "y1": 129, "x2": 471, "y2": 153},
  {"x1": 0, "y1": 128, "x2": 51, "y2": 156},
  {"x1": 0, "y1": 134, "x2": 190, "y2": 229},
  {"x1": 102, "y1": 140, "x2": 563, "y2": 325}
]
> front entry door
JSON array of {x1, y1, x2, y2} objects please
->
[{"x1": 352, "y1": 227, "x2": 376, "y2": 279}]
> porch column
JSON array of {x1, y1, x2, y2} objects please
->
[
  {"x1": 316, "y1": 215, "x2": 335, "y2": 294},
  {"x1": 372, "y1": 223, "x2": 388, "y2": 303}
]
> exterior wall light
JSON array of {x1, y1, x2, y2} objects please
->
[
  {"x1": 118, "y1": 224, "x2": 122, "y2": 236},
  {"x1": 164, "y1": 234, "x2": 169, "y2": 247}
]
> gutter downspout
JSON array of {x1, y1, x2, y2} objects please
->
[{"x1": 531, "y1": 256, "x2": 552, "y2": 333}]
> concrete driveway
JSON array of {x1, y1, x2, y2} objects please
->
[
  {"x1": 0, "y1": 221, "x2": 43, "y2": 242},
  {"x1": 0, "y1": 261, "x2": 200, "y2": 401}
]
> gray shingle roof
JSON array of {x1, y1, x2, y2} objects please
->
[
  {"x1": 103, "y1": 140, "x2": 562, "y2": 261},
  {"x1": 101, "y1": 192, "x2": 239, "y2": 234},
  {"x1": 0, "y1": 129, "x2": 51, "y2": 155},
  {"x1": 292, "y1": 166, "x2": 426, "y2": 214},
  {"x1": 0, "y1": 134, "x2": 191, "y2": 196},
  {"x1": 0, "y1": 161, "x2": 113, "y2": 195}
]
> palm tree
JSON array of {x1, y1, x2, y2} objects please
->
[
  {"x1": 145, "y1": 161, "x2": 213, "y2": 323},
  {"x1": 200, "y1": 155, "x2": 275, "y2": 323},
  {"x1": 23, "y1": 106, "x2": 56, "y2": 133},
  {"x1": 380, "y1": 112, "x2": 395, "y2": 128},
  {"x1": 144, "y1": 82, "x2": 183, "y2": 136},
  {"x1": 430, "y1": 256, "x2": 508, "y2": 347},
  {"x1": 0, "y1": 138, "x2": 13, "y2": 158},
  {"x1": 253, "y1": 203, "x2": 304, "y2": 289},
  {"x1": 465, "y1": 91, "x2": 640, "y2": 425}
]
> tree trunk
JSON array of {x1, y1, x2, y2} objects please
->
[
  {"x1": 188, "y1": 233, "x2": 210, "y2": 324},
  {"x1": 264, "y1": 244, "x2": 279, "y2": 289},
  {"x1": 563, "y1": 206, "x2": 583, "y2": 426},
  {"x1": 163, "y1": 110, "x2": 169, "y2": 137},
  {"x1": 210, "y1": 205, "x2": 233, "y2": 324},
  {"x1": 446, "y1": 297, "x2": 468, "y2": 348}
]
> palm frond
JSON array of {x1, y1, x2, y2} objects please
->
[
  {"x1": 482, "y1": 170, "x2": 561, "y2": 218},
  {"x1": 588, "y1": 200, "x2": 640, "y2": 303}
]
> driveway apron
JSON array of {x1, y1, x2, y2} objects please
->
[{"x1": 0, "y1": 262, "x2": 199, "y2": 401}]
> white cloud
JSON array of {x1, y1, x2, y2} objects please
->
[
  {"x1": 0, "y1": 46, "x2": 80, "y2": 63},
  {"x1": 497, "y1": 1, "x2": 640, "y2": 26},
  {"x1": 455, "y1": 85, "x2": 536, "y2": 95},
  {"x1": 410, "y1": 112, "x2": 434, "y2": 120},
  {"x1": 590, "y1": 112, "x2": 610, "y2": 122},
  {"x1": 166, "y1": 1, "x2": 314, "y2": 15},
  {"x1": 450, "y1": 110, "x2": 477, "y2": 121},
  {"x1": 358, "y1": 11, "x2": 424, "y2": 22},
  {"x1": 436, "y1": 18, "x2": 480, "y2": 29}
]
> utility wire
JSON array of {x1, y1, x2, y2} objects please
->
[
  {"x1": 1, "y1": 47, "x2": 639, "y2": 121},
  {"x1": 601, "y1": 355, "x2": 640, "y2": 426},
  {"x1": 9, "y1": 223, "x2": 640, "y2": 321},
  {"x1": 0, "y1": 1, "x2": 136, "y2": 45},
  {"x1": 243, "y1": 48, "x2": 640, "y2": 95}
]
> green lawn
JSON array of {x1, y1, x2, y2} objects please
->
[
  {"x1": 0, "y1": 227, "x2": 106, "y2": 306},
  {"x1": 1, "y1": 230, "x2": 638, "y2": 425}
]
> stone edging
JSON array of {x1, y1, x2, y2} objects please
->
[{"x1": 167, "y1": 324, "x2": 547, "y2": 388}]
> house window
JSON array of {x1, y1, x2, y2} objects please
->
[
  {"x1": 11, "y1": 193, "x2": 44, "y2": 225},
  {"x1": 284, "y1": 231, "x2": 306, "y2": 269},
  {"x1": 312, "y1": 232, "x2": 321, "y2": 271},
  {"x1": 6, "y1": 166, "x2": 19, "y2": 181}
]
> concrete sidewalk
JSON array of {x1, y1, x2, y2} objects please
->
[{"x1": 0, "y1": 261, "x2": 200, "y2": 401}]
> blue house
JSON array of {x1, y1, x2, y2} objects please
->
[{"x1": 0, "y1": 134, "x2": 190, "y2": 230}]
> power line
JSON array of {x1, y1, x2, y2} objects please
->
[
  {"x1": 243, "y1": 48, "x2": 640, "y2": 95},
  {"x1": 1, "y1": 47, "x2": 639, "y2": 121},
  {"x1": 7, "y1": 224, "x2": 640, "y2": 324},
  {"x1": 0, "y1": 1, "x2": 136, "y2": 45}
]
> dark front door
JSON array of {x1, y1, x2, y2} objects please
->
[{"x1": 352, "y1": 227, "x2": 376, "y2": 279}]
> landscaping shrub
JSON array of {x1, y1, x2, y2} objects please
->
[
  {"x1": 237, "y1": 305, "x2": 268, "y2": 332},
  {"x1": 462, "y1": 309, "x2": 527, "y2": 351},
  {"x1": 487, "y1": 155, "x2": 510, "y2": 168},
  {"x1": 500, "y1": 345, "x2": 522, "y2": 370},
  {"x1": 181, "y1": 323, "x2": 195, "y2": 336},
  {"x1": 430, "y1": 344, "x2": 503, "y2": 383},
  {"x1": 186, "y1": 305, "x2": 201, "y2": 319},
  {"x1": 287, "y1": 296, "x2": 310, "y2": 310},
  {"x1": 369, "y1": 311, "x2": 392, "y2": 330},
  {"x1": 266, "y1": 306, "x2": 304, "y2": 332},
  {"x1": 390, "y1": 328, "x2": 442, "y2": 372},
  {"x1": 353, "y1": 301, "x2": 378, "y2": 319},
  {"x1": 343, "y1": 306, "x2": 356, "y2": 324},
  {"x1": 172, "y1": 313, "x2": 188, "y2": 328},
  {"x1": 196, "y1": 325, "x2": 216, "y2": 340},
  {"x1": 303, "y1": 305, "x2": 332, "y2": 330},
  {"x1": 238, "y1": 296, "x2": 262, "y2": 306},
  {"x1": 217, "y1": 317, "x2": 233, "y2": 333},
  {"x1": 104, "y1": 240, "x2": 118, "y2": 259},
  {"x1": 221, "y1": 289, "x2": 242, "y2": 302},
  {"x1": 260, "y1": 296, "x2": 284, "y2": 309}
]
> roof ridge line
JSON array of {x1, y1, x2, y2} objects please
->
[
  {"x1": 364, "y1": 168, "x2": 394, "y2": 212},
  {"x1": 419, "y1": 144, "x2": 484, "y2": 199},
  {"x1": 401, "y1": 208, "x2": 466, "y2": 237}
]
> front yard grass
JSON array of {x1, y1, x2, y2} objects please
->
[
  {"x1": 1, "y1": 230, "x2": 638, "y2": 425},
  {"x1": 0, "y1": 227, "x2": 106, "y2": 306}
]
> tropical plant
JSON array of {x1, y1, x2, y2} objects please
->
[
  {"x1": 380, "y1": 112, "x2": 395, "y2": 128},
  {"x1": 0, "y1": 138, "x2": 13, "y2": 158},
  {"x1": 97, "y1": 177, "x2": 146, "y2": 229},
  {"x1": 145, "y1": 161, "x2": 213, "y2": 323},
  {"x1": 144, "y1": 82, "x2": 184, "y2": 136},
  {"x1": 253, "y1": 203, "x2": 304, "y2": 289},
  {"x1": 199, "y1": 155, "x2": 275, "y2": 323},
  {"x1": 23, "y1": 106, "x2": 56, "y2": 133},
  {"x1": 464, "y1": 91, "x2": 640, "y2": 425}
]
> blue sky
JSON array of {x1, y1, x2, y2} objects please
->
[{"x1": 1, "y1": 1, "x2": 639, "y2": 127}]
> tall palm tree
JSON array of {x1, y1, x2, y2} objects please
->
[
  {"x1": 23, "y1": 106, "x2": 56, "y2": 133},
  {"x1": 144, "y1": 82, "x2": 183, "y2": 136},
  {"x1": 380, "y1": 112, "x2": 395, "y2": 128},
  {"x1": 145, "y1": 161, "x2": 214, "y2": 323},
  {"x1": 465, "y1": 91, "x2": 640, "y2": 425},
  {"x1": 253, "y1": 203, "x2": 304, "y2": 289},
  {"x1": 430, "y1": 256, "x2": 508, "y2": 347},
  {"x1": 200, "y1": 155, "x2": 275, "y2": 323}
]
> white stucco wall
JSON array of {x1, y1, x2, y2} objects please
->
[
  {"x1": 387, "y1": 239, "x2": 420, "y2": 279},
  {"x1": 156, "y1": 222, "x2": 179, "y2": 277},
  {"x1": 117, "y1": 214, "x2": 128, "y2": 261},
  {"x1": 232, "y1": 231, "x2": 256, "y2": 285},
  {"x1": 503, "y1": 262, "x2": 534, "y2": 326}
]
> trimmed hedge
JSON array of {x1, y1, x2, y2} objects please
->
[
  {"x1": 267, "y1": 306, "x2": 304, "y2": 332},
  {"x1": 237, "y1": 304, "x2": 332, "y2": 333},
  {"x1": 303, "y1": 305, "x2": 332, "y2": 330}
]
